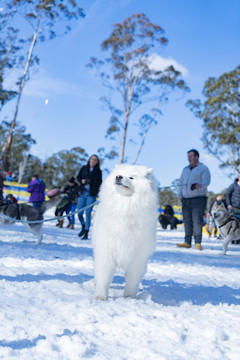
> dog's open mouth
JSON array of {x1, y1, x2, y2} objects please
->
[
  {"x1": 213, "y1": 213, "x2": 219, "y2": 219},
  {"x1": 115, "y1": 181, "x2": 130, "y2": 189}
]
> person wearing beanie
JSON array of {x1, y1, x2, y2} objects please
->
[{"x1": 6, "y1": 171, "x2": 13, "y2": 182}]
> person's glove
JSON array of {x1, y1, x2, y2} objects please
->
[{"x1": 191, "y1": 183, "x2": 197, "y2": 190}]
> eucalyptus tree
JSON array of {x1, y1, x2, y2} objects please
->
[
  {"x1": 87, "y1": 13, "x2": 189, "y2": 163},
  {"x1": 186, "y1": 65, "x2": 240, "y2": 178},
  {"x1": 0, "y1": 120, "x2": 36, "y2": 176},
  {"x1": 43, "y1": 147, "x2": 89, "y2": 188},
  {"x1": 158, "y1": 186, "x2": 180, "y2": 207},
  {"x1": 1, "y1": 0, "x2": 85, "y2": 171},
  {"x1": 20, "y1": 154, "x2": 43, "y2": 184}
]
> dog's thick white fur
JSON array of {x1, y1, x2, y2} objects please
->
[{"x1": 92, "y1": 164, "x2": 158, "y2": 300}]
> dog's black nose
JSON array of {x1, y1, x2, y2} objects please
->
[{"x1": 116, "y1": 175, "x2": 123, "y2": 181}]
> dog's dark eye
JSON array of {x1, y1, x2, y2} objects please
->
[{"x1": 129, "y1": 177, "x2": 134, "y2": 180}]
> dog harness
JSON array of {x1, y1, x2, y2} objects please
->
[{"x1": 218, "y1": 216, "x2": 240, "y2": 236}]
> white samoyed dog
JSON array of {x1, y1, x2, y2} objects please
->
[{"x1": 92, "y1": 164, "x2": 158, "y2": 300}]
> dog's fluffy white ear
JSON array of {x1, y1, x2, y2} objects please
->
[{"x1": 145, "y1": 168, "x2": 153, "y2": 177}]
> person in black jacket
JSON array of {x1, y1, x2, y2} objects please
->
[
  {"x1": 76, "y1": 154, "x2": 102, "y2": 239},
  {"x1": 226, "y1": 177, "x2": 240, "y2": 215}
]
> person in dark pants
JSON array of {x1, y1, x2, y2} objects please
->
[
  {"x1": 176, "y1": 149, "x2": 211, "y2": 250},
  {"x1": 76, "y1": 154, "x2": 102, "y2": 240}
]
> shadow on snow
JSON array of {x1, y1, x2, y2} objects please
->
[
  {"x1": 140, "y1": 278, "x2": 240, "y2": 306},
  {"x1": 0, "y1": 272, "x2": 92, "y2": 284},
  {"x1": 0, "y1": 335, "x2": 46, "y2": 350}
]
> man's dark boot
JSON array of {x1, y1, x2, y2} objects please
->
[
  {"x1": 81, "y1": 230, "x2": 89, "y2": 240},
  {"x1": 78, "y1": 225, "x2": 85, "y2": 237}
]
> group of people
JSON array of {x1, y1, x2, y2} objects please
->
[
  {"x1": 176, "y1": 148, "x2": 240, "y2": 250},
  {"x1": 1, "y1": 149, "x2": 240, "y2": 247},
  {"x1": 26, "y1": 154, "x2": 102, "y2": 240}
]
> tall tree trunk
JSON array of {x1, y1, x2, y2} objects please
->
[
  {"x1": 1, "y1": 31, "x2": 38, "y2": 172},
  {"x1": 120, "y1": 81, "x2": 136, "y2": 163},
  {"x1": 120, "y1": 109, "x2": 130, "y2": 163},
  {"x1": 1, "y1": 120, "x2": 16, "y2": 172}
]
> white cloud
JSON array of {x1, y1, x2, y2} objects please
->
[
  {"x1": 148, "y1": 53, "x2": 189, "y2": 77},
  {"x1": 4, "y1": 68, "x2": 86, "y2": 98},
  {"x1": 23, "y1": 70, "x2": 85, "y2": 98}
]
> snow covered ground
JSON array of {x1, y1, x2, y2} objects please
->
[{"x1": 0, "y1": 209, "x2": 240, "y2": 360}]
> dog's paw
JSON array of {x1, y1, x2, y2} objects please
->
[
  {"x1": 220, "y1": 251, "x2": 227, "y2": 256},
  {"x1": 95, "y1": 294, "x2": 107, "y2": 301}
]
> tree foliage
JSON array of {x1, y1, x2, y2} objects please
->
[
  {"x1": 87, "y1": 13, "x2": 189, "y2": 163},
  {"x1": 19, "y1": 154, "x2": 44, "y2": 184},
  {"x1": 0, "y1": 0, "x2": 85, "y2": 171},
  {"x1": 158, "y1": 179, "x2": 181, "y2": 206},
  {"x1": 158, "y1": 187, "x2": 180, "y2": 207},
  {"x1": 43, "y1": 147, "x2": 89, "y2": 188},
  {"x1": 0, "y1": 120, "x2": 36, "y2": 174},
  {"x1": 186, "y1": 65, "x2": 240, "y2": 177}
]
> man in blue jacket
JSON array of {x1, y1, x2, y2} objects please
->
[{"x1": 176, "y1": 149, "x2": 211, "y2": 250}]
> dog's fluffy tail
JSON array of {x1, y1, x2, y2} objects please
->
[{"x1": 40, "y1": 194, "x2": 64, "y2": 214}]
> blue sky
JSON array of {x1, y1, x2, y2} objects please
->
[{"x1": 2, "y1": 0, "x2": 240, "y2": 193}]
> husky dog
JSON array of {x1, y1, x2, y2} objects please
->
[
  {"x1": 211, "y1": 200, "x2": 240, "y2": 255},
  {"x1": 92, "y1": 164, "x2": 158, "y2": 300},
  {"x1": 0, "y1": 193, "x2": 63, "y2": 244}
]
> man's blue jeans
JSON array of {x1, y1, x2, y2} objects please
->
[
  {"x1": 77, "y1": 191, "x2": 96, "y2": 230},
  {"x1": 182, "y1": 197, "x2": 207, "y2": 244}
]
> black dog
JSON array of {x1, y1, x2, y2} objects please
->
[{"x1": 159, "y1": 205, "x2": 183, "y2": 230}]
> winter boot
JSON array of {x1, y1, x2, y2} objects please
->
[
  {"x1": 81, "y1": 230, "x2": 89, "y2": 240},
  {"x1": 78, "y1": 225, "x2": 85, "y2": 237},
  {"x1": 66, "y1": 220, "x2": 72, "y2": 228},
  {"x1": 59, "y1": 220, "x2": 64, "y2": 228},
  {"x1": 176, "y1": 242, "x2": 191, "y2": 248},
  {"x1": 56, "y1": 220, "x2": 61, "y2": 227},
  {"x1": 70, "y1": 224, "x2": 74, "y2": 230}
]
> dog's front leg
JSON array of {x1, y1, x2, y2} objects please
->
[
  {"x1": 94, "y1": 259, "x2": 115, "y2": 301},
  {"x1": 221, "y1": 236, "x2": 231, "y2": 255},
  {"x1": 124, "y1": 257, "x2": 148, "y2": 298},
  {"x1": 37, "y1": 234, "x2": 43, "y2": 245}
]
